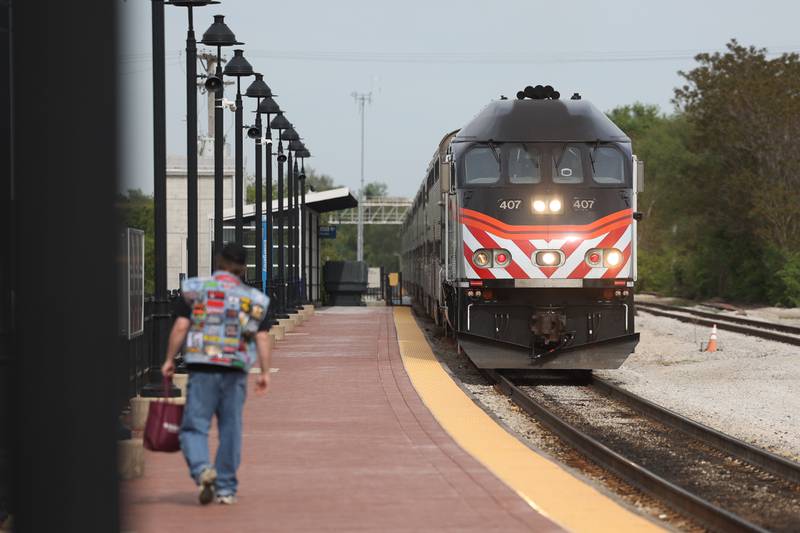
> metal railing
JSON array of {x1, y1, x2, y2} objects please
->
[{"x1": 118, "y1": 295, "x2": 177, "y2": 408}]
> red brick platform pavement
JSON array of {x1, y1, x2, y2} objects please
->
[{"x1": 123, "y1": 307, "x2": 561, "y2": 532}]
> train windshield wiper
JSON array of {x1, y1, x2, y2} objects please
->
[{"x1": 486, "y1": 140, "x2": 501, "y2": 165}]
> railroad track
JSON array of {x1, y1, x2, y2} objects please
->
[
  {"x1": 483, "y1": 369, "x2": 800, "y2": 532},
  {"x1": 636, "y1": 301, "x2": 800, "y2": 346}
]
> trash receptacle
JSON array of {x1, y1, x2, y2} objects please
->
[{"x1": 323, "y1": 261, "x2": 368, "y2": 306}]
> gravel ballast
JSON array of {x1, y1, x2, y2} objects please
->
[{"x1": 598, "y1": 308, "x2": 800, "y2": 462}]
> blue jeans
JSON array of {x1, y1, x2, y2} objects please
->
[{"x1": 180, "y1": 371, "x2": 248, "y2": 496}]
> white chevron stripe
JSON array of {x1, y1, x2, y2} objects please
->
[
  {"x1": 488, "y1": 233, "x2": 546, "y2": 279},
  {"x1": 488, "y1": 267, "x2": 512, "y2": 278},
  {"x1": 464, "y1": 259, "x2": 479, "y2": 279},
  {"x1": 609, "y1": 227, "x2": 633, "y2": 278},
  {"x1": 552, "y1": 232, "x2": 607, "y2": 278},
  {"x1": 585, "y1": 266, "x2": 607, "y2": 278},
  {"x1": 462, "y1": 225, "x2": 484, "y2": 254},
  {"x1": 530, "y1": 238, "x2": 566, "y2": 250},
  {"x1": 462, "y1": 225, "x2": 492, "y2": 278},
  {"x1": 615, "y1": 257, "x2": 632, "y2": 279}
]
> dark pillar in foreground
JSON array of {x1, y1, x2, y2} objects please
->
[{"x1": 11, "y1": 1, "x2": 120, "y2": 529}]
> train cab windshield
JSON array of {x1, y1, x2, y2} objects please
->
[{"x1": 459, "y1": 142, "x2": 627, "y2": 187}]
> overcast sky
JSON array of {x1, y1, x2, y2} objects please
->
[{"x1": 118, "y1": 0, "x2": 800, "y2": 198}]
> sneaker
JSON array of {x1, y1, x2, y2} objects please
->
[
  {"x1": 216, "y1": 494, "x2": 237, "y2": 505},
  {"x1": 198, "y1": 467, "x2": 217, "y2": 505}
]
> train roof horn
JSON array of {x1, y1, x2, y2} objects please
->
[{"x1": 516, "y1": 84, "x2": 560, "y2": 100}]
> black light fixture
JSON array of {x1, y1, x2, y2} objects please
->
[
  {"x1": 245, "y1": 72, "x2": 271, "y2": 292},
  {"x1": 201, "y1": 14, "x2": 242, "y2": 257},
  {"x1": 223, "y1": 49, "x2": 254, "y2": 245},
  {"x1": 166, "y1": 0, "x2": 218, "y2": 279}
]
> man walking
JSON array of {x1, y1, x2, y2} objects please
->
[{"x1": 161, "y1": 243, "x2": 272, "y2": 505}]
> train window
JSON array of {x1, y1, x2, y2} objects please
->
[
  {"x1": 591, "y1": 146, "x2": 625, "y2": 184},
  {"x1": 463, "y1": 146, "x2": 500, "y2": 185},
  {"x1": 508, "y1": 144, "x2": 541, "y2": 184},
  {"x1": 552, "y1": 145, "x2": 584, "y2": 184}
]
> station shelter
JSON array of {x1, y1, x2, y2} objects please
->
[{"x1": 221, "y1": 187, "x2": 357, "y2": 302}]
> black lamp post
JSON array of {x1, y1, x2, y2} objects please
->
[
  {"x1": 288, "y1": 138, "x2": 305, "y2": 305},
  {"x1": 244, "y1": 73, "x2": 271, "y2": 290},
  {"x1": 166, "y1": 0, "x2": 218, "y2": 278},
  {"x1": 258, "y1": 96, "x2": 280, "y2": 310},
  {"x1": 200, "y1": 15, "x2": 242, "y2": 257},
  {"x1": 223, "y1": 49, "x2": 254, "y2": 246},
  {"x1": 270, "y1": 111, "x2": 291, "y2": 315},
  {"x1": 151, "y1": 0, "x2": 167, "y2": 299},
  {"x1": 295, "y1": 144, "x2": 311, "y2": 302},
  {"x1": 281, "y1": 125, "x2": 299, "y2": 309}
]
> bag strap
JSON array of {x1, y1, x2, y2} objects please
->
[{"x1": 162, "y1": 377, "x2": 172, "y2": 398}]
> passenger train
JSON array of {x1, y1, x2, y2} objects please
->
[{"x1": 400, "y1": 86, "x2": 643, "y2": 369}]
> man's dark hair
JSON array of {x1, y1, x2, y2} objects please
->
[{"x1": 215, "y1": 243, "x2": 247, "y2": 279}]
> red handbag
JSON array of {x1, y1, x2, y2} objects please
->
[{"x1": 143, "y1": 378, "x2": 184, "y2": 452}]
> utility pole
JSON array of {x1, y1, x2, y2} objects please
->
[
  {"x1": 352, "y1": 91, "x2": 372, "y2": 262},
  {"x1": 197, "y1": 52, "x2": 232, "y2": 147}
]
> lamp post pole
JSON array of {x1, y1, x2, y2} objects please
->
[
  {"x1": 168, "y1": 0, "x2": 217, "y2": 276},
  {"x1": 270, "y1": 111, "x2": 291, "y2": 316},
  {"x1": 200, "y1": 15, "x2": 242, "y2": 257},
  {"x1": 281, "y1": 125, "x2": 299, "y2": 309},
  {"x1": 245, "y1": 73, "x2": 271, "y2": 290},
  {"x1": 294, "y1": 158, "x2": 303, "y2": 303},
  {"x1": 234, "y1": 76, "x2": 244, "y2": 244},
  {"x1": 185, "y1": 9, "x2": 198, "y2": 277},
  {"x1": 276, "y1": 138, "x2": 286, "y2": 314},
  {"x1": 224, "y1": 49, "x2": 254, "y2": 244},
  {"x1": 264, "y1": 125, "x2": 273, "y2": 297},
  {"x1": 213, "y1": 47, "x2": 224, "y2": 255},
  {"x1": 286, "y1": 147, "x2": 294, "y2": 307},
  {"x1": 253, "y1": 111, "x2": 262, "y2": 287},
  {"x1": 151, "y1": 0, "x2": 167, "y2": 298},
  {"x1": 259, "y1": 96, "x2": 280, "y2": 316},
  {"x1": 296, "y1": 148, "x2": 311, "y2": 301}
]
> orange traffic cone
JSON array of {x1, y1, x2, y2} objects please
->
[{"x1": 705, "y1": 324, "x2": 718, "y2": 352}]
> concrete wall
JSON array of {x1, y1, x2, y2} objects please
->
[{"x1": 166, "y1": 152, "x2": 235, "y2": 290}]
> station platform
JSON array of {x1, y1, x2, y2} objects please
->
[{"x1": 122, "y1": 306, "x2": 656, "y2": 532}]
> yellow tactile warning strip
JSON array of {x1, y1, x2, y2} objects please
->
[{"x1": 393, "y1": 307, "x2": 663, "y2": 533}]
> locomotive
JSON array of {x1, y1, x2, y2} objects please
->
[{"x1": 400, "y1": 85, "x2": 643, "y2": 369}]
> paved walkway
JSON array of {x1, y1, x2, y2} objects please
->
[{"x1": 123, "y1": 307, "x2": 559, "y2": 532}]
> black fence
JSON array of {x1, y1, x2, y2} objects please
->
[
  {"x1": 383, "y1": 272, "x2": 404, "y2": 306},
  {"x1": 118, "y1": 295, "x2": 177, "y2": 409}
]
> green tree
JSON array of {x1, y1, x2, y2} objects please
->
[
  {"x1": 674, "y1": 40, "x2": 800, "y2": 303},
  {"x1": 117, "y1": 189, "x2": 155, "y2": 295}
]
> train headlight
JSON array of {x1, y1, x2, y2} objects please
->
[
  {"x1": 473, "y1": 249, "x2": 492, "y2": 268},
  {"x1": 605, "y1": 249, "x2": 622, "y2": 267},
  {"x1": 532, "y1": 197, "x2": 563, "y2": 214},
  {"x1": 534, "y1": 250, "x2": 563, "y2": 267}
]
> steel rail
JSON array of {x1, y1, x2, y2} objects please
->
[
  {"x1": 636, "y1": 303, "x2": 800, "y2": 347},
  {"x1": 591, "y1": 376, "x2": 800, "y2": 485},
  {"x1": 484, "y1": 368, "x2": 767, "y2": 533},
  {"x1": 637, "y1": 301, "x2": 800, "y2": 336}
]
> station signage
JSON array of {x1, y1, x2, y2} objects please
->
[{"x1": 319, "y1": 225, "x2": 337, "y2": 239}]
